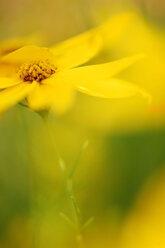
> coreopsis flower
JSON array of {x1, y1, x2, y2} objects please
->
[{"x1": 0, "y1": 31, "x2": 150, "y2": 115}]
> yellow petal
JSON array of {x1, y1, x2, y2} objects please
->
[
  {"x1": 0, "y1": 37, "x2": 27, "y2": 57},
  {"x1": 0, "y1": 77, "x2": 20, "y2": 89},
  {"x1": 58, "y1": 54, "x2": 145, "y2": 84},
  {"x1": 0, "y1": 62, "x2": 17, "y2": 77},
  {"x1": 50, "y1": 12, "x2": 133, "y2": 70},
  {"x1": 48, "y1": 76, "x2": 75, "y2": 114},
  {"x1": 0, "y1": 82, "x2": 35, "y2": 113},
  {"x1": 1, "y1": 45, "x2": 55, "y2": 64},
  {"x1": 76, "y1": 78, "x2": 151, "y2": 100},
  {"x1": 51, "y1": 30, "x2": 102, "y2": 70},
  {"x1": 0, "y1": 34, "x2": 44, "y2": 56},
  {"x1": 51, "y1": 82, "x2": 75, "y2": 114},
  {"x1": 27, "y1": 83, "x2": 54, "y2": 111},
  {"x1": 27, "y1": 76, "x2": 75, "y2": 114}
]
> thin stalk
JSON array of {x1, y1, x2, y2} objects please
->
[{"x1": 41, "y1": 114, "x2": 84, "y2": 247}]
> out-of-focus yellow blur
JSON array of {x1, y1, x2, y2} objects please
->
[
  {"x1": 0, "y1": 0, "x2": 165, "y2": 247},
  {"x1": 119, "y1": 169, "x2": 165, "y2": 248}
]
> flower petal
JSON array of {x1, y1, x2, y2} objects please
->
[
  {"x1": 27, "y1": 83, "x2": 54, "y2": 111},
  {"x1": 0, "y1": 34, "x2": 44, "y2": 56},
  {"x1": 0, "y1": 82, "x2": 36, "y2": 113},
  {"x1": 59, "y1": 54, "x2": 145, "y2": 82},
  {"x1": 1, "y1": 46, "x2": 55, "y2": 64},
  {"x1": 55, "y1": 54, "x2": 150, "y2": 99},
  {"x1": 76, "y1": 78, "x2": 151, "y2": 100},
  {"x1": 51, "y1": 81, "x2": 75, "y2": 114},
  {"x1": 50, "y1": 12, "x2": 133, "y2": 70},
  {"x1": 27, "y1": 76, "x2": 75, "y2": 114},
  {"x1": 0, "y1": 62, "x2": 17, "y2": 77},
  {"x1": 51, "y1": 30, "x2": 102, "y2": 70},
  {"x1": 0, "y1": 77, "x2": 20, "y2": 89}
]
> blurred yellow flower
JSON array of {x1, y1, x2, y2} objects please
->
[{"x1": 0, "y1": 29, "x2": 149, "y2": 115}]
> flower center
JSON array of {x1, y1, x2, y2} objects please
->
[{"x1": 17, "y1": 60, "x2": 57, "y2": 82}]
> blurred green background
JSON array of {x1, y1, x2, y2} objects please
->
[{"x1": 0, "y1": 0, "x2": 165, "y2": 247}]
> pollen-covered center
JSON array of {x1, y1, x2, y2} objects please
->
[{"x1": 17, "y1": 60, "x2": 57, "y2": 82}]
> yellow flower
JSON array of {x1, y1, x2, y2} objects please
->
[{"x1": 0, "y1": 30, "x2": 150, "y2": 115}]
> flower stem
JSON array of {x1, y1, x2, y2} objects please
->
[{"x1": 40, "y1": 113, "x2": 84, "y2": 247}]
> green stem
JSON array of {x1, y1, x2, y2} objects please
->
[{"x1": 40, "y1": 113, "x2": 84, "y2": 247}]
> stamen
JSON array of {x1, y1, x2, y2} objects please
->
[{"x1": 17, "y1": 60, "x2": 57, "y2": 82}]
